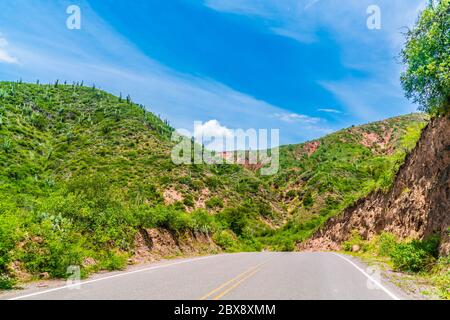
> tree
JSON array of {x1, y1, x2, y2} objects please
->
[{"x1": 400, "y1": 0, "x2": 449, "y2": 114}]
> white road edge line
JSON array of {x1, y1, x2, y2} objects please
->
[
  {"x1": 8, "y1": 254, "x2": 221, "y2": 300},
  {"x1": 331, "y1": 253, "x2": 400, "y2": 300}
]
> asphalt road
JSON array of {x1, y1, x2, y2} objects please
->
[{"x1": 3, "y1": 252, "x2": 406, "y2": 300}]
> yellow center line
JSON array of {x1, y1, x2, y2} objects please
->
[
  {"x1": 199, "y1": 261, "x2": 267, "y2": 300},
  {"x1": 212, "y1": 267, "x2": 262, "y2": 300}
]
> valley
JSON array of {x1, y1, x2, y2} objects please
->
[{"x1": 1, "y1": 81, "x2": 446, "y2": 297}]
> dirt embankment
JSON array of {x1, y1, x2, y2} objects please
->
[
  {"x1": 132, "y1": 228, "x2": 219, "y2": 264},
  {"x1": 300, "y1": 115, "x2": 450, "y2": 255}
]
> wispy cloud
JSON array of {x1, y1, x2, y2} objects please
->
[
  {"x1": 0, "y1": 0, "x2": 425, "y2": 145},
  {"x1": 274, "y1": 112, "x2": 321, "y2": 124},
  {"x1": 202, "y1": 0, "x2": 427, "y2": 121},
  {"x1": 318, "y1": 108, "x2": 342, "y2": 114},
  {"x1": 0, "y1": 35, "x2": 18, "y2": 64},
  {"x1": 304, "y1": 0, "x2": 320, "y2": 10},
  {"x1": 203, "y1": 0, "x2": 274, "y2": 18},
  {"x1": 203, "y1": 0, "x2": 427, "y2": 47},
  {"x1": 273, "y1": 112, "x2": 332, "y2": 135},
  {"x1": 0, "y1": 0, "x2": 334, "y2": 146}
]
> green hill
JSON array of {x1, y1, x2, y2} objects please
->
[
  {"x1": 259, "y1": 113, "x2": 427, "y2": 249},
  {"x1": 0, "y1": 81, "x2": 427, "y2": 287}
]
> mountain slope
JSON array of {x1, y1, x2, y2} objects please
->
[
  {"x1": 258, "y1": 113, "x2": 428, "y2": 249},
  {"x1": 301, "y1": 115, "x2": 450, "y2": 254},
  {"x1": 0, "y1": 81, "x2": 276, "y2": 284},
  {"x1": 0, "y1": 81, "x2": 429, "y2": 286}
]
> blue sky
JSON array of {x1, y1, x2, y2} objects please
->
[{"x1": 0, "y1": 0, "x2": 426, "y2": 147}]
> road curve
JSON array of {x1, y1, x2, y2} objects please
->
[{"x1": 2, "y1": 252, "x2": 407, "y2": 300}]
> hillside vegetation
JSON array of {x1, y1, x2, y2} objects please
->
[
  {"x1": 258, "y1": 113, "x2": 427, "y2": 250},
  {"x1": 0, "y1": 81, "x2": 428, "y2": 288}
]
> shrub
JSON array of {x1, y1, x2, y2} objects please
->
[
  {"x1": 254, "y1": 201, "x2": 273, "y2": 218},
  {"x1": 343, "y1": 231, "x2": 365, "y2": 252},
  {"x1": 191, "y1": 180, "x2": 204, "y2": 191},
  {"x1": 206, "y1": 197, "x2": 224, "y2": 209},
  {"x1": 1, "y1": 137, "x2": 12, "y2": 152},
  {"x1": 30, "y1": 113, "x2": 47, "y2": 130},
  {"x1": 285, "y1": 190, "x2": 297, "y2": 199},
  {"x1": 183, "y1": 194, "x2": 195, "y2": 208},
  {"x1": 0, "y1": 274, "x2": 15, "y2": 290},
  {"x1": 98, "y1": 251, "x2": 128, "y2": 271},
  {"x1": 0, "y1": 212, "x2": 20, "y2": 273},
  {"x1": 431, "y1": 256, "x2": 450, "y2": 300},
  {"x1": 147, "y1": 206, "x2": 190, "y2": 233},
  {"x1": 302, "y1": 192, "x2": 314, "y2": 208},
  {"x1": 390, "y1": 236, "x2": 440, "y2": 272},
  {"x1": 19, "y1": 221, "x2": 87, "y2": 278},
  {"x1": 190, "y1": 210, "x2": 217, "y2": 234},
  {"x1": 378, "y1": 232, "x2": 398, "y2": 257},
  {"x1": 213, "y1": 230, "x2": 238, "y2": 251},
  {"x1": 217, "y1": 206, "x2": 253, "y2": 237},
  {"x1": 204, "y1": 176, "x2": 220, "y2": 190}
]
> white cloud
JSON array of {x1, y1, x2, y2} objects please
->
[
  {"x1": 0, "y1": 35, "x2": 18, "y2": 64},
  {"x1": 203, "y1": 0, "x2": 427, "y2": 47},
  {"x1": 203, "y1": 0, "x2": 274, "y2": 18},
  {"x1": 319, "y1": 78, "x2": 415, "y2": 122},
  {"x1": 192, "y1": 120, "x2": 236, "y2": 152},
  {"x1": 270, "y1": 27, "x2": 317, "y2": 43},
  {"x1": 274, "y1": 112, "x2": 321, "y2": 124},
  {"x1": 304, "y1": 0, "x2": 320, "y2": 10},
  {"x1": 202, "y1": 0, "x2": 426, "y2": 122},
  {"x1": 318, "y1": 108, "x2": 342, "y2": 114},
  {"x1": 194, "y1": 120, "x2": 233, "y2": 138},
  {"x1": 273, "y1": 112, "x2": 332, "y2": 134},
  {"x1": 0, "y1": 0, "x2": 340, "y2": 146},
  {"x1": 0, "y1": 50, "x2": 18, "y2": 64}
]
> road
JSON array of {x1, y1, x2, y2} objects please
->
[{"x1": 2, "y1": 252, "x2": 406, "y2": 300}]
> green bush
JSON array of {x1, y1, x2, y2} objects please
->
[
  {"x1": 213, "y1": 230, "x2": 238, "y2": 252},
  {"x1": 378, "y1": 232, "x2": 398, "y2": 257},
  {"x1": 217, "y1": 205, "x2": 256, "y2": 237},
  {"x1": 431, "y1": 256, "x2": 450, "y2": 300},
  {"x1": 0, "y1": 212, "x2": 20, "y2": 273},
  {"x1": 343, "y1": 231, "x2": 365, "y2": 252},
  {"x1": 0, "y1": 274, "x2": 15, "y2": 290},
  {"x1": 141, "y1": 206, "x2": 191, "y2": 233},
  {"x1": 30, "y1": 113, "x2": 47, "y2": 130},
  {"x1": 183, "y1": 194, "x2": 195, "y2": 208},
  {"x1": 19, "y1": 221, "x2": 87, "y2": 278},
  {"x1": 98, "y1": 251, "x2": 128, "y2": 271},
  {"x1": 390, "y1": 236, "x2": 440, "y2": 272},
  {"x1": 302, "y1": 192, "x2": 314, "y2": 208},
  {"x1": 190, "y1": 210, "x2": 217, "y2": 234},
  {"x1": 1, "y1": 137, "x2": 12, "y2": 153},
  {"x1": 206, "y1": 197, "x2": 224, "y2": 209}
]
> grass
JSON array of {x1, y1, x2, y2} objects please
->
[{"x1": 342, "y1": 232, "x2": 449, "y2": 299}]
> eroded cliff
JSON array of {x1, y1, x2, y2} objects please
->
[{"x1": 300, "y1": 115, "x2": 450, "y2": 255}]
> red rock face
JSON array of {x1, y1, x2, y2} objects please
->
[
  {"x1": 360, "y1": 128, "x2": 394, "y2": 154},
  {"x1": 300, "y1": 115, "x2": 450, "y2": 255},
  {"x1": 133, "y1": 228, "x2": 219, "y2": 264},
  {"x1": 303, "y1": 141, "x2": 321, "y2": 156}
]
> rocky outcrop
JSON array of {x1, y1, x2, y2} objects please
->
[
  {"x1": 300, "y1": 115, "x2": 450, "y2": 255},
  {"x1": 132, "y1": 228, "x2": 219, "y2": 264}
]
